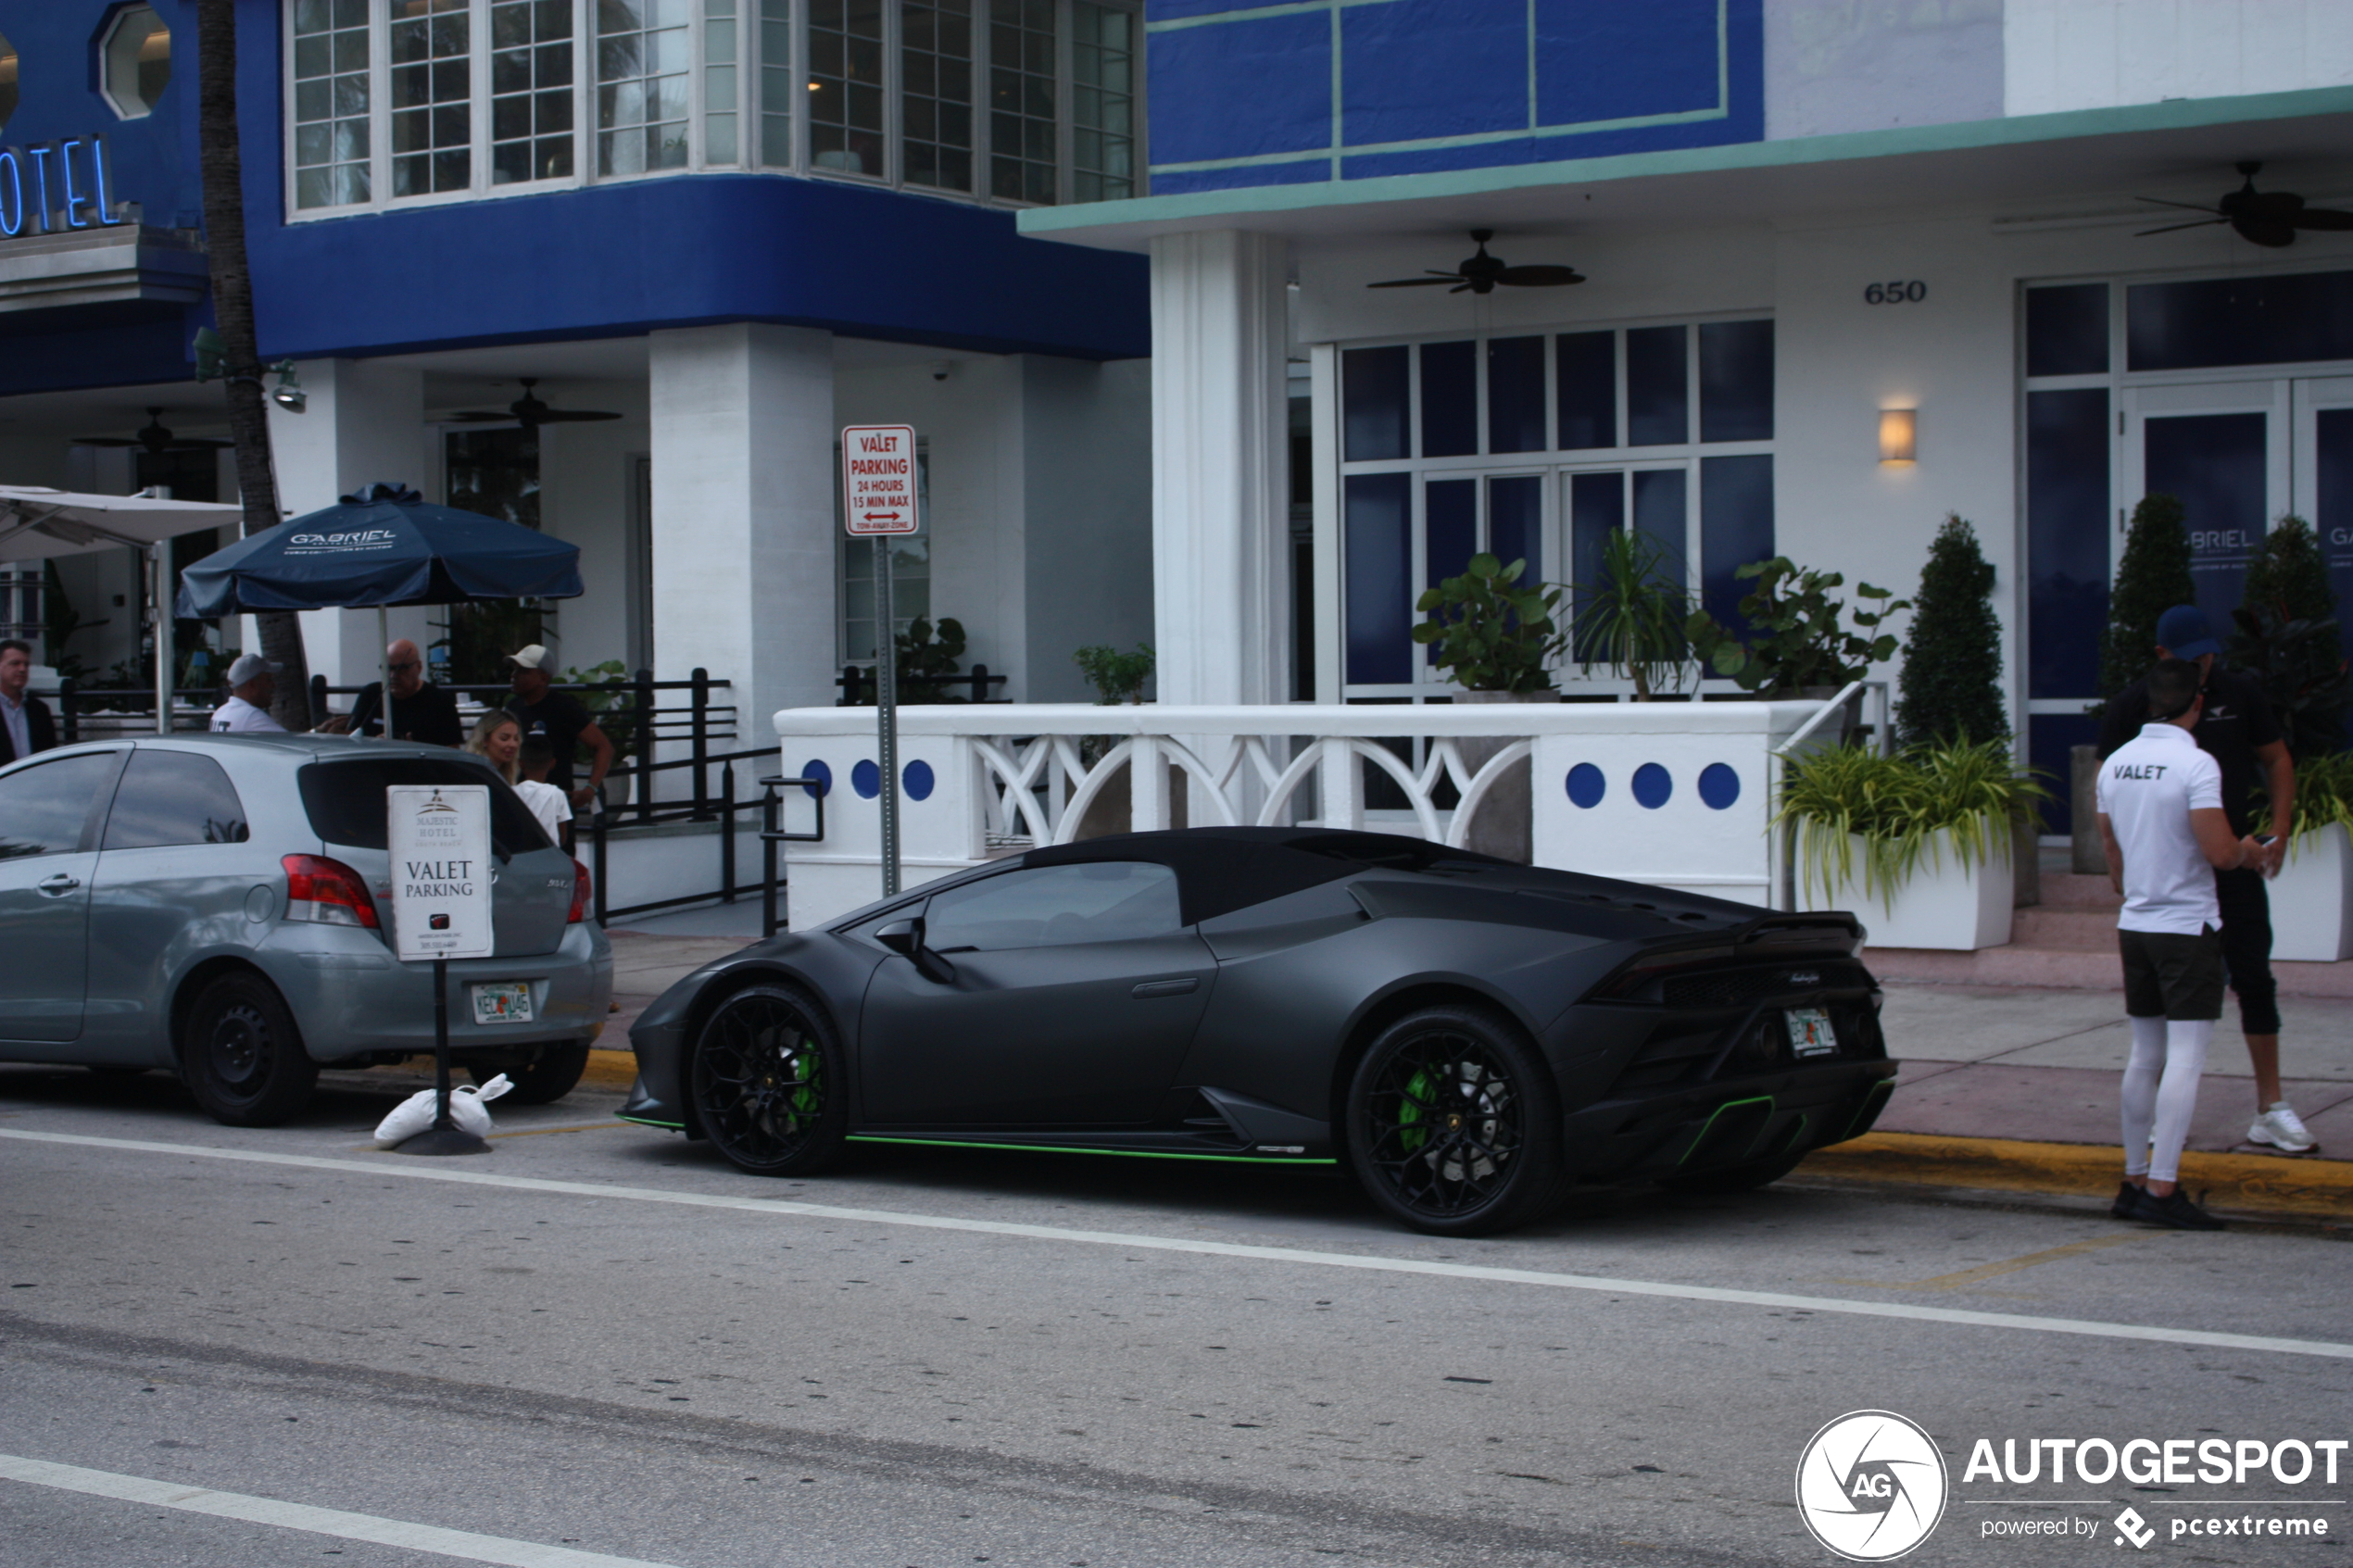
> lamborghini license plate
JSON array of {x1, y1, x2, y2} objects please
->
[
  {"x1": 471, "y1": 983, "x2": 535, "y2": 1024},
  {"x1": 1785, "y1": 1007, "x2": 1837, "y2": 1058}
]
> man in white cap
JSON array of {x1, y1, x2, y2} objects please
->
[
  {"x1": 211, "y1": 654, "x2": 289, "y2": 734},
  {"x1": 503, "y1": 644, "x2": 613, "y2": 809}
]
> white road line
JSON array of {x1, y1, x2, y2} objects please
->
[
  {"x1": 0, "y1": 1452, "x2": 689, "y2": 1568},
  {"x1": 6, "y1": 1126, "x2": 2348, "y2": 1361}
]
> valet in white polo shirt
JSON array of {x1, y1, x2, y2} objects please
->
[{"x1": 2095, "y1": 658, "x2": 2267, "y2": 1232}]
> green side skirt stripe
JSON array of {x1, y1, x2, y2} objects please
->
[{"x1": 848, "y1": 1135, "x2": 1336, "y2": 1165}]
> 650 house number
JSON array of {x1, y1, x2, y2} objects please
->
[{"x1": 1864, "y1": 280, "x2": 1928, "y2": 304}]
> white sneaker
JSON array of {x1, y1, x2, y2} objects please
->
[{"x1": 2247, "y1": 1103, "x2": 2319, "y2": 1154}]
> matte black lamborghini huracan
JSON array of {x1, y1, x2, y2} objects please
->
[{"x1": 621, "y1": 827, "x2": 1896, "y2": 1235}]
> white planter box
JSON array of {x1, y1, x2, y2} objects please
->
[
  {"x1": 1806, "y1": 827, "x2": 2014, "y2": 951},
  {"x1": 2269, "y1": 822, "x2": 2353, "y2": 962}
]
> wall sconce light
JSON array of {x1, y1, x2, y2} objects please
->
[{"x1": 1879, "y1": 408, "x2": 1917, "y2": 465}]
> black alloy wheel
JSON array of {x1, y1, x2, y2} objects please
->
[
  {"x1": 1344, "y1": 1003, "x2": 1566, "y2": 1236},
  {"x1": 470, "y1": 1038, "x2": 591, "y2": 1105},
  {"x1": 688, "y1": 983, "x2": 848, "y2": 1176},
  {"x1": 1656, "y1": 1149, "x2": 1806, "y2": 1195},
  {"x1": 181, "y1": 972, "x2": 321, "y2": 1127}
]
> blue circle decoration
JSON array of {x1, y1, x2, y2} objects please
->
[
  {"x1": 1631, "y1": 762, "x2": 1673, "y2": 809},
  {"x1": 1565, "y1": 763, "x2": 1606, "y2": 809},
  {"x1": 850, "y1": 759, "x2": 881, "y2": 799},
  {"x1": 902, "y1": 759, "x2": 935, "y2": 801},
  {"x1": 1698, "y1": 762, "x2": 1741, "y2": 810},
  {"x1": 799, "y1": 759, "x2": 832, "y2": 799}
]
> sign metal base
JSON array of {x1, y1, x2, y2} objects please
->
[{"x1": 394, "y1": 955, "x2": 492, "y2": 1157}]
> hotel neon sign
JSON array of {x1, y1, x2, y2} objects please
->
[{"x1": 0, "y1": 135, "x2": 131, "y2": 237}]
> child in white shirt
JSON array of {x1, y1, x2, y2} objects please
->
[{"x1": 515, "y1": 735, "x2": 574, "y2": 850}]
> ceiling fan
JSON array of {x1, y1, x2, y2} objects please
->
[
  {"x1": 2137, "y1": 162, "x2": 2353, "y2": 248},
  {"x1": 72, "y1": 408, "x2": 233, "y2": 457},
  {"x1": 1367, "y1": 230, "x2": 1585, "y2": 295},
  {"x1": 450, "y1": 377, "x2": 623, "y2": 429}
]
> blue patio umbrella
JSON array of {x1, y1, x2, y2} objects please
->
[
  {"x1": 177, "y1": 483, "x2": 584, "y2": 734},
  {"x1": 177, "y1": 483, "x2": 583, "y2": 616}
]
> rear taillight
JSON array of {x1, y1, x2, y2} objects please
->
[
  {"x1": 282, "y1": 854, "x2": 380, "y2": 929},
  {"x1": 568, "y1": 857, "x2": 592, "y2": 923}
]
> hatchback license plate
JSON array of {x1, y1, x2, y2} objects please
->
[
  {"x1": 472, "y1": 983, "x2": 535, "y2": 1024},
  {"x1": 1785, "y1": 1007, "x2": 1837, "y2": 1058}
]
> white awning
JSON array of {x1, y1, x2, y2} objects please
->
[{"x1": 0, "y1": 485, "x2": 247, "y2": 560}]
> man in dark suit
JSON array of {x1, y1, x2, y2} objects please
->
[{"x1": 0, "y1": 638, "x2": 57, "y2": 765}]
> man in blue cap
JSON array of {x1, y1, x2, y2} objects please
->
[{"x1": 2097, "y1": 603, "x2": 2314, "y2": 1157}]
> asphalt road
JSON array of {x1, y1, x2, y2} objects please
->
[{"x1": 2, "y1": 1063, "x2": 2347, "y2": 1568}]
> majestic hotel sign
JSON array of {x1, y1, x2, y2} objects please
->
[{"x1": 0, "y1": 135, "x2": 130, "y2": 237}]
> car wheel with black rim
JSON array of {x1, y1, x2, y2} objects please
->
[
  {"x1": 1656, "y1": 1149, "x2": 1806, "y2": 1194},
  {"x1": 1344, "y1": 1003, "x2": 1566, "y2": 1236},
  {"x1": 182, "y1": 972, "x2": 320, "y2": 1127},
  {"x1": 688, "y1": 983, "x2": 847, "y2": 1177},
  {"x1": 472, "y1": 1039, "x2": 591, "y2": 1105}
]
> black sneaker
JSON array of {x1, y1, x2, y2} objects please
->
[
  {"x1": 2131, "y1": 1187, "x2": 2227, "y2": 1231},
  {"x1": 2109, "y1": 1181, "x2": 2143, "y2": 1220}
]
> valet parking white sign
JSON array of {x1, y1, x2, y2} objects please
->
[
  {"x1": 387, "y1": 785, "x2": 494, "y2": 961},
  {"x1": 842, "y1": 423, "x2": 919, "y2": 535}
]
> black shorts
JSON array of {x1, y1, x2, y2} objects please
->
[{"x1": 2120, "y1": 927, "x2": 2227, "y2": 1022}]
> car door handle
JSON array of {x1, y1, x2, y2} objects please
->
[
  {"x1": 36, "y1": 873, "x2": 81, "y2": 896},
  {"x1": 1131, "y1": 977, "x2": 1199, "y2": 998}
]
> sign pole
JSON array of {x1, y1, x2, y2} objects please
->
[
  {"x1": 842, "y1": 423, "x2": 918, "y2": 901},
  {"x1": 387, "y1": 784, "x2": 496, "y2": 1156},
  {"x1": 875, "y1": 539, "x2": 900, "y2": 897}
]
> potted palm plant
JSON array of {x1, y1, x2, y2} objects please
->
[
  {"x1": 1413, "y1": 555, "x2": 1563, "y2": 861},
  {"x1": 1572, "y1": 528, "x2": 1689, "y2": 699},
  {"x1": 1778, "y1": 739, "x2": 2047, "y2": 950}
]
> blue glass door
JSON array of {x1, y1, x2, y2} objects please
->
[
  {"x1": 2296, "y1": 377, "x2": 2353, "y2": 665},
  {"x1": 2127, "y1": 383, "x2": 2290, "y2": 640}
]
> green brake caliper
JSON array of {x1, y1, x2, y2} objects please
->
[{"x1": 1399, "y1": 1068, "x2": 1431, "y2": 1152}]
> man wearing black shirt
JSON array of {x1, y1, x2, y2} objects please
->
[
  {"x1": 2096, "y1": 604, "x2": 2316, "y2": 1154},
  {"x1": 323, "y1": 638, "x2": 465, "y2": 746},
  {"x1": 503, "y1": 643, "x2": 615, "y2": 810}
]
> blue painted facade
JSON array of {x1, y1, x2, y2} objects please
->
[
  {"x1": 0, "y1": 0, "x2": 1150, "y2": 400},
  {"x1": 1144, "y1": 0, "x2": 1761, "y2": 193}
]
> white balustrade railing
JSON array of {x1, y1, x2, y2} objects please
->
[{"x1": 770, "y1": 696, "x2": 1872, "y2": 931}]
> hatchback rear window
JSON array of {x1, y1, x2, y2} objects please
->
[{"x1": 297, "y1": 756, "x2": 551, "y2": 857}]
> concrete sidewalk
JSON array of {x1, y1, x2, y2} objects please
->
[{"x1": 590, "y1": 925, "x2": 2353, "y2": 1225}]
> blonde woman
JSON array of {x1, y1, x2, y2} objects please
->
[{"x1": 466, "y1": 709, "x2": 522, "y2": 784}]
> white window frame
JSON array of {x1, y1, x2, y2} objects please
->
[
  {"x1": 283, "y1": 0, "x2": 1140, "y2": 218},
  {"x1": 1330, "y1": 313, "x2": 1775, "y2": 703}
]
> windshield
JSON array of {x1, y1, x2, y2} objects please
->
[{"x1": 297, "y1": 755, "x2": 553, "y2": 859}]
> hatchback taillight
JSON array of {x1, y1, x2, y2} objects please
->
[
  {"x1": 282, "y1": 854, "x2": 380, "y2": 929},
  {"x1": 568, "y1": 858, "x2": 592, "y2": 923}
]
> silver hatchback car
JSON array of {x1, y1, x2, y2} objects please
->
[{"x1": 0, "y1": 734, "x2": 614, "y2": 1125}]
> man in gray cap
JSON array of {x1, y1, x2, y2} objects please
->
[{"x1": 211, "y1": 653, "x2": 289, "y2": 734}]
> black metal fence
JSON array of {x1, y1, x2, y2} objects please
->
[{"x1": 836, "y1": 662, "x2": 1006, "y2": 705}]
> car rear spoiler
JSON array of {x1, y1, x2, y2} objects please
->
[{"x1": 1586, "y1": 912, "x2": 1864, "y2": 1001}]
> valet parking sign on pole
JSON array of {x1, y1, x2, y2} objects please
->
[
  {"x1": 843, "y1": 424, "x2": 918, "y2": 897},
  {"x1": 387, "y1": 784, "x2": 497, "y2": 1155}
]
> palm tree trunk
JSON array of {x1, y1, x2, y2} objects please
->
[{"x1": 196, "y1": 0, "x2": 311, "y2": 730}]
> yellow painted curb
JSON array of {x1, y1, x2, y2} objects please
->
[
  {"x1": 584, "y1": 1048, "x2": 637, "y2": 1089},
  {"x1": 1800, "y1": 1132, "x2": 2353, "y2": 1221}
]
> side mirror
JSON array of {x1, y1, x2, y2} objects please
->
[{"x1": 875, "y1": 916, "x2": 955, "y2": 982}]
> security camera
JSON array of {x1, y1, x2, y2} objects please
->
[{"x1": 932, "y1": 361, "x2": 953, "y2": 382}]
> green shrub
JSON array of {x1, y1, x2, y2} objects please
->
[
  {"x1": 2098, "y1": 494, "x2": 2194, "y2": 699},
  {"x1": 1412, "y1": 554, "x2": 1565, "y2": 693},
  {"x1": 1073, "y1": 643, "x2": 1155, "y2": 705},
  {"x1": 1685, "y1": 558, "x2": 1907, "y2": 697},
  {"x1": 1894, "y1": 515, "x2": 2008, "y2": 748},
  {"x1": 2255, "y1": 749, "x2": 2353, "y2": 853},
  {"x1": 1571, "y1": 528, "x2": 1689, "y2": 700},
  {"x1": 2230, "y1": 515, "x2": 2347, "y2": 757},
  {"x1": 1776, "y1": 738, "x2": 2048, "y2": 908}
]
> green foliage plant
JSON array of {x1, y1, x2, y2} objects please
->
[
  {"x1": 1775, "y1": 738, "x2": 2050, "y2": 909},
  {"x1": 560, "y1": 659, "x2": 636, "y2": 762},
  {"x1": 1571, "y1": 528, "x2": 1689, "y2": 700},
  {"x1": 1684, "y1": 558, "x2": 1908, "y2": 697},
  {"x1": 2256, "y1": 750, "x2": 2353, "y2": 858},
  {"x1": 1073, "y1": 643, "x2": 1155, "y2": 705},
  {"x1": 1894, "y1": 515, "x2": 2009, "y2": 748},
  {"x1": 895, "y1": 615, "x2": 967, "y2": 686},
  {"x1": 2098, "y1": 494, "x2": 2195, "y2": 699},
  {"x1": 2228, "y1": 515, "x2": 2347, "y2": 758},
  {"x1": 1411, "y1": 553, "x2": 1565, "y2": 694}
]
